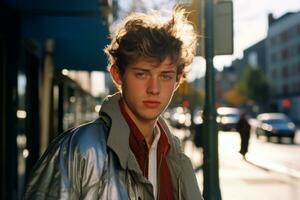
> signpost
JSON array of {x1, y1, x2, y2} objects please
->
[
  {"x1": 178, "y1": 1, "x2": 233, "y2": 199},
  {"x1": 202, "y1": 0, "x2": 222, "y2": 199}
]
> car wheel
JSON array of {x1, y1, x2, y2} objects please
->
[
  {"x1": 256, "y1": 133, "x2": 259, "y2": 139},
  {"x1": 277, "y1": 136, "x2": 282, "y2": 144},
  {"x1": 255, "y1": 128, "x2": 260, "y2": 138},
  {"x1": 266, "y1": 132, "x2": 271, "y2": 142},
  {"x1": 290, "y1": 135, "x2": 295, "y2": 144}
]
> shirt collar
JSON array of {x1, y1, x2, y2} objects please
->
[{"x1": 150, "y1": 125, "x2": 161, "y2": 149}]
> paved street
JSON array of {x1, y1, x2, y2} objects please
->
[
  {"x1": 246, "y1": 129, "x2": 300, "y2": 179},
  {"x1": 174, "y1": 128, "x2": 300, "y2": 200}
]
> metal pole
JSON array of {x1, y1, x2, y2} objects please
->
[{"x1": 203, "y1": 0, "x2": 221, "y2": 199}]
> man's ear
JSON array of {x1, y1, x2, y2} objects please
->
[{"x1": 110, "y1": 64, "x2": 122, "y2": 85}]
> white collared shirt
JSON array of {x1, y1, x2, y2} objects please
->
[{"x1": 148, "y1": 125, "x2": 161, "y2": 199}]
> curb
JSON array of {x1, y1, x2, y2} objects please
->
[{"x1": 246, "y1": 153, "x2": 300, "y2": 179}]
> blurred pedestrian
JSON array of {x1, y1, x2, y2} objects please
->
[
  {"x1": 193, "y1": 111, "x2": 204, "y2": 149},
  {"x1": 236, "y1": 112, "x2": 251, "y2": 157},
  {"x1": 193, "y1": 123, "x2": 203, "y2": 148},
  {"x1": 24, "y1": 8, "x2": 203, "y2": 200}
]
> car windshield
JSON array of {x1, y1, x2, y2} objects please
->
[{"x1": 264, "y1": 118, "x2": 289, "y2": 125}]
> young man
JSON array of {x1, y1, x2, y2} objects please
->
[{"x1": 25, "y1": 9, "x2": 203, "y2": 200}]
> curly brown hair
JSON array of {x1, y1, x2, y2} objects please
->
[{"x1": 104, "y1": 8, "x2": 198, "y2": 80}]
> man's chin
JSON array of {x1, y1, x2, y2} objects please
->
[{"x1": 140, "y1": 112, "x2": 160, "y2": 121}]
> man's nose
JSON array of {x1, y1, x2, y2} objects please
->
[{"x1": 146, "y1": 77, "x2": 160, "y2": 95}]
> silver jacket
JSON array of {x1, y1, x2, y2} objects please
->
[{"x1": 25, "y1": 93, "x2": 203, "y2": 200}]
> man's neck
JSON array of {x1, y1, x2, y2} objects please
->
[
  {"x1": 120, "y1": 99, "x2": 157, "y2": 147},
  {"x1": 128, "y1": 112, "x2": 158, "y2": 147},
  {"x1": 137, "y1": 121, "x2": 157, "y2": 147}
]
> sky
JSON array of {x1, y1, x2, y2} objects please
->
[
  {"x1": 215, "y1": 0, "x2": 300, "y2": 67},
  {"x1": 188, "y1": 0, "x2": 300, "y2": 81}
]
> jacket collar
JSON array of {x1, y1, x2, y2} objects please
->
[
  {"x1": 99, "y1": 92, "x2": 182, "y2": 174},
  {"x1": 99, "y1": 93, "x2": 131, "y2": 168}
]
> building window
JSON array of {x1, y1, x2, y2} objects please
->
[
  {"x1": 295, "y1": 82, "x2": 298, "y2": 94},
  {"x1": 291, "y1": 82, "x2": 297, "y2": 94},
  {"x1": 282, "y1": 65, "x2": 289, "y2": 78},
  {"x1": 283, "y1": 84, "x2": 289, "y2": 94},
  {"x1": 270, "y1": 37, "x2": 277, "y2": 46},
  {"x1": 280, "y1": 31, "x2": 288, "y2": 43},
  {"x1": 281, "y1": 49, "x2": 288, "y2": 61},
  {"x1": 291, "y1": 63, "x2": 296, "y2": 75},
  {"x1": 271, "y1": 52, "x2": 277, "y2": 63}
]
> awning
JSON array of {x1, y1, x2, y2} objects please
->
[
  {"x1": 21, "y1": 15, "x2": 110, "y2": 71},
  {"x1": 8, "y1": 0, "x2": 111, "y2": 71}
]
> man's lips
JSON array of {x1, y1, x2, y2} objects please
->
[{"x1": 142, "y1": 100, "x2": 161, "y2": 108}]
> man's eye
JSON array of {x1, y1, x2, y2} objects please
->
[
  {"x1": 135, "y1": 73, "x2": 147, "y2": 79},
  {"x1": 161, "y1": 74, "x2": 173, "y2": 80}
]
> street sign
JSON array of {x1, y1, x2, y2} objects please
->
[
  {"x1": 214, "y1": 1, "x2": 234, "y2": 55},
  {"x1": 178, "y1": 0, "x2": 233, "y2": 56}
]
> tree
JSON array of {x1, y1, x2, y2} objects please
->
[
  {"x1": 171, "y1": 81, "x2": 205, "y2": 110},
  {"x1": 223, "y1": 84, "x2": 247, "y2": 107},
  {"x1": 241, "y1": 66, "x2": 270, "y2": 108},
  {"x1": 223, "y1": 65, "x2": 270, "y2": 109}
]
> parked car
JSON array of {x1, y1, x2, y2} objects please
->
[
  {"x1": 169, "y1": 106, "x2": 191, "y2": 129},
  {"x1": 193, "y1": 109, "x2": 203, "y2": 125},
  {"x1": 255, "y1": 113, "x2": 296, "y2": 143},
  {"x1": 217, "y1": 107, "x2": 240, "y2": 131}
]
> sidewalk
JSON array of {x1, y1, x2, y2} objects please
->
[{"x1": 182, "y1": 135, "x2": 300, "y2": 200}]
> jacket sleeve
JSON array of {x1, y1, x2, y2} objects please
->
[{"x1": 24, "y1": 121, "x2": 109, "y2": 199}]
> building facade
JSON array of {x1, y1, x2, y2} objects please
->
[
  {"x1": 266, "y1": 12, "x2": 300, "y2": 123},
  {"x1": 0, "y1": 0, "x2": 114, "y2": 199},
  {"x1": 244, "y1": 39, "x2": 266, "y2": 72}
]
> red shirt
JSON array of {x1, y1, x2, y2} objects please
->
[{"x1": 119, "y1": 100, "x2": 174, "y2": 200}]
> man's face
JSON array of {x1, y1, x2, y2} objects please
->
[{"x1": 115, "y1": 57, "x2": 180, "y2": 124}]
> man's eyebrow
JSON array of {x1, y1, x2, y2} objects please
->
[
  {"x1": 161, "y1": 70, "x2": 176, "y2": 73},
  {"x1": 131, "y1": 67, "x2": 176, "y2": 73},
  {"x1": 131, "y1": 67, "x2": 150, "y2": 71}
]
